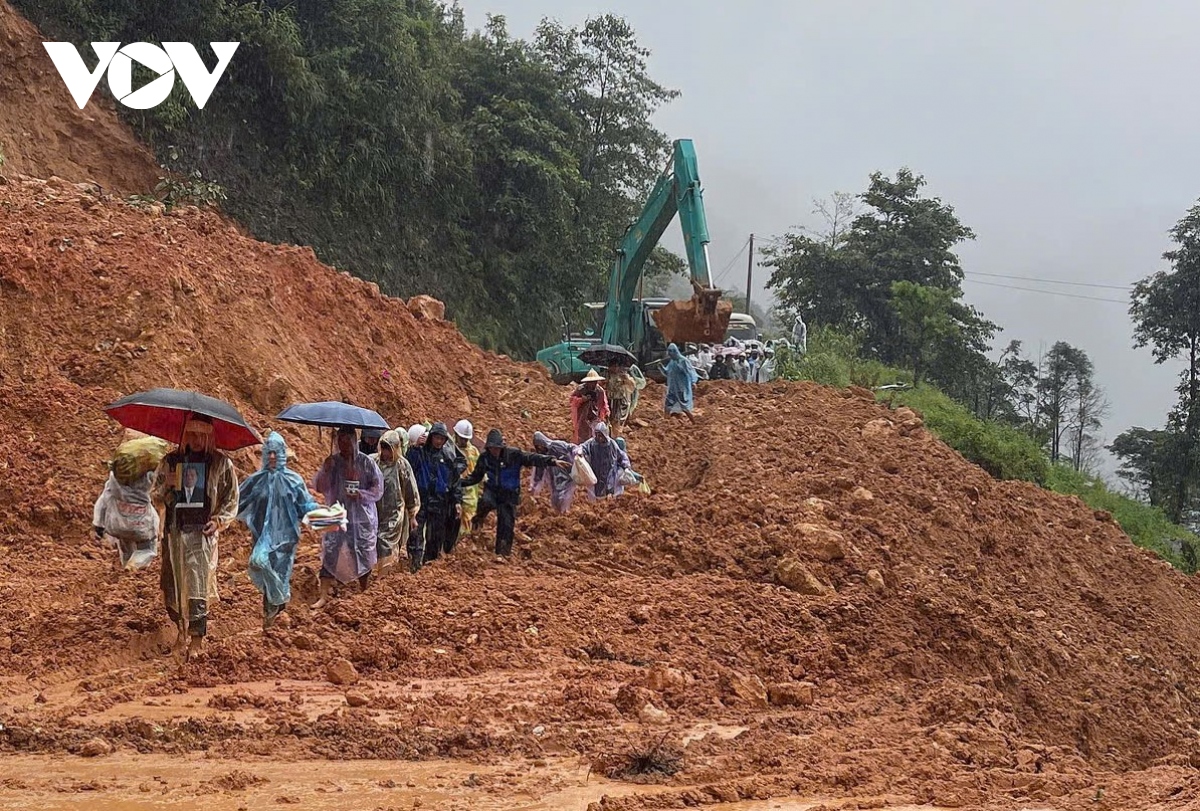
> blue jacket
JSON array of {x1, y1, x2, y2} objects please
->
[
  {"x1": 461, "y1": 446, "x2": 557, "y2": 503},
  {"x1": 406, "y1": 444, "x2": 463, "y2": 505}
]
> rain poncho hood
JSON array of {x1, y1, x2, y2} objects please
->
[
  {"x1": 372, "y1": 429, "x2": 420, "y2": 562},
  {"x1": 238, "y1": 432, "x2": 318, "y2": 607},
  {"x1": 664, "y1": 343, "x2": 698, "y2": 414}
]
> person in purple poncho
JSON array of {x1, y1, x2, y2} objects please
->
[
  {"x1": 580, "y1": 423, "x2": 631, "y2": 500},
  {"x1": 311, "y1": 426, "x2": 384, "y2": 607}
]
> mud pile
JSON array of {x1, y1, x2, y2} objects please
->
[
  {"x1": 0, "y1": 0, "x2": 159, "y2": 192},
  {"x1": 4, "y1": 171, "x2": 1200, "y2": 809}
]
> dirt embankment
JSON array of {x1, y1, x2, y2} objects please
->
[
  {"x1": 0, "y1": 1, "x2": 160, "y2": 192},
  {"x1": 4, "y1": 177, "x2": 1200, "y2": 809}
]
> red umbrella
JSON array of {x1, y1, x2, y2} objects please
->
[{"x1": 104, "y1": 388, "x2": 261, "y2": 451}]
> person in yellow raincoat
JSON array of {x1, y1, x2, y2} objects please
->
[
  {"x1": 453, "y1": 420, "x2": 481, "y2": 534},
  {"x1": 151, "y1": 417, "x2": 239, "y2": 660}
]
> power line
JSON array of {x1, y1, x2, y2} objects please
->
[
  {"x1": 964, "y1": 270, "x2": 1132, "y2": 291},
  {"x1": 964, "y1": 278, "x2": 1129, "y2": 304},
  {"x1": 713, "y1": 236, "x2": 750, "y2": 285}
]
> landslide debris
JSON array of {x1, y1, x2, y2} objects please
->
[{"x1": 3, "y1": 132, "x2": 1200, "y2": 811}]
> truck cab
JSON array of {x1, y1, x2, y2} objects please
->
[{"x1": 725, "y1": 312, "x2": 759, "y2": 344}]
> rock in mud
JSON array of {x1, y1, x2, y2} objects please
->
[
  {"x1": 645, "y1": 665, "x2": 691, "y2": 692},
  {"x1": 407, "y1": 295, "x2": 445, "y2": 321},
  {"x1": 345, "y1": 690, "x2": 370, "y2": 708},
  {"x1": 776, "y1": 557, "x2": 830, "y2": 595},
  {"x1": 861, "y1": 418, "x2": 894, "y2": 440},
  {"x1": 326, "y1": 658, "x2": 359, "y2": 686},
  {"x1": 768, "y1": 682, "x2": 815, "y2": 707},
  {"x1": 851, "y1": 487, "x2": 875, "y2": 508},
  {"x1": 867, "y1": 569, "x2": 887, "y2": 594},
  {"x1": 723, "y1": 672, "x2": 768, "y2": 707},
  {"x1": 78, "y1": 737, "x2": 113, "y2": 757},
  {"x1": 796, "y1": 524, "x2": 845, "y2": 561},
  {"x1": 615, "y1": 684, "x2": 658, "y2": 716},
  {"x1": 639, "y1": 703, "x2": 671, "y2": 725}
]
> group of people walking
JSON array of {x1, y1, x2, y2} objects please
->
[
  {"x1": 92, "y1": 403, "x2": 645, "y2": 660},
  {"x1": 90, "y1": 336, "x2": 723, "y2": 659}
]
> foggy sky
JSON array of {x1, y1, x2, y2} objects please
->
[{"x1": 465, "y1": 0, "x2": 1198, "y2": 475}]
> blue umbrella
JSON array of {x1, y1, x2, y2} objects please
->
[{"x1": 275, "y1": 401, "x2": 389, "y2": 430}]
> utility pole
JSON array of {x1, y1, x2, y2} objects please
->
[{"x1": 745, "y1": 234, "x2": 754, "y2": 314}]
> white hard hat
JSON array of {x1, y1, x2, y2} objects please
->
[
  {"x1": 453, "y1": 419, "x2": 473, "y2": 440},
  {"x1": 407, "y1": 424, "x2": 427, "y2": 447}
]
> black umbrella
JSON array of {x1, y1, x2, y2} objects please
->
[
  {"x1": 105, "y1": 388, "x2": 261, "y2": 450},
  {"x1": 276, "y1": 401, "x2": 389, "y2": 431},
  {"x1": 579, "y1": 343, "x2": 636, "y2": 368}
]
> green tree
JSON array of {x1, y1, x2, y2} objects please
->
[
  {"x1": 1108, "y1": 426, "x2": 1183, "y2": 509},
  {"x1": 765, "y1": 169, "x2": 988, "y2": 373},
  {"x1": 1131, "y1": 202, "x2": 1200, "y2": 523},
  {"x1": 889, "y1": 281, "x2": 958, "y2": 386},
  {"x1": 534, "y1": 14, "x2": 679, "y2": 300}
]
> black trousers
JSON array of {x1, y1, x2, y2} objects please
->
[
  {"x1": 417, "y1": 500, "x2": 452, "y2": 566},
  {"x1": 444, "y1": 510, "x2": 462, "y2": 555},
  {"x1": 472, "y1": 489, "x2": 518, "y2": 556}
]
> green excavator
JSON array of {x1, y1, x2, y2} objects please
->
[{"x1": 536, "y1": 138, "x2": 732, "y2": 384}]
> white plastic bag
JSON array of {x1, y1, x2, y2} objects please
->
[
  {"x1": 618, "y1": 468, "x2": 639, "y2": 487},
  {"x1": 571, "y1": 455, "x2": 597, "y2": 487}
]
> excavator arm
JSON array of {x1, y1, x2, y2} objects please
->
[{"x1": 601, "y1": 139, "x2": 732, "y2": 348}]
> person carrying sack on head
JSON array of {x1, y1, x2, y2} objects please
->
[{"x1": 461, "y1": 429, "x2": 569, "y2": 560}]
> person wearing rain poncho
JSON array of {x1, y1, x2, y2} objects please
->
[
  {"x1": 370, "y1": 429, "x2": 420, "y2": 573},
  {"x1": 311, "y1": 427, "x2": 385, "y2": 607},
  {"x1": 580, "y1": 423, "x2": 632, "y2": 500},
  {"x1": 236, "y1": 432, "x2": 320, "y2": 630},
  {"x1": 663, "y1": 342, "x2": 698, "y2": 422},
  {"x1": 151, "y1": 417, "x2": 239, "y2": 659},
  {"x1": 452, "y1": 420, "x2": 481, "y2": 539},
  {"x1": 92, "y1": 436, "x2": 169, "y2": 571},
  {"x1": 531, "y1": 431, "x2": 584, "y2": 514}
]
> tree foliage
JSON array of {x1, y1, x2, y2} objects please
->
[
  {"x1": 15, "y1": 1, "x2": 678, "y2": 357},
  {"x1": 765, "y1": 170, "x2": 997, "y2": 407},
  {"x1": 1129, "y1": 202, "x2": 1200, "y2": 525}
]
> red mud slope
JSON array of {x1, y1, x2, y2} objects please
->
[
  {"x1": 0, "y1": 0, "x2": 159, "y2": 192},
  {"x1": 4, "y1": 178, "x2": 1200, "y2": 809}
]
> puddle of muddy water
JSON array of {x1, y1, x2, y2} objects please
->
[{"x1": 0, "y1": 754, "x2": 675, "y2": 811}]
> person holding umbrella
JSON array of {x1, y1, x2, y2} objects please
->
[
  {"x1": 151, "y1": 416, "x2": 240, "y2": 659},
  {"x1": 311, "y1": 427, "x2": 385, "y2": 607}
]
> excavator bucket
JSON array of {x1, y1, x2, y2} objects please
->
[{"x1": 652, "y1": 282, "x2": 733, "y2": 345}]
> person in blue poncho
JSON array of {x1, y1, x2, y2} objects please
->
[
  {"x1": 663, "y1": 342, "x2": 698, "y2": 423},
  {"x1": 237, "y1": 432, "x2": 320, "y2": 630}
]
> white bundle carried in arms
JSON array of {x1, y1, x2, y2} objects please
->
[{"x1": 304, "y1": 503, "x2": 348, "y2": 532}]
